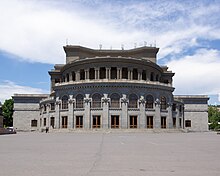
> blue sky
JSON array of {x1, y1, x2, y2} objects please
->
[{"x1": 0, "y1": 0, "x2": 220, "y2": 104}]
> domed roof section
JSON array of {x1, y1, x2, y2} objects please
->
[{"x1": 63, "y1": 45, "x2": 159, "y2": 64}]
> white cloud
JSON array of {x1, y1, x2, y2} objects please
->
[
  {"x1": 167, "y1": 48, "x2": 220, "y2": 96},
  {"x1": 0, "y1": 80, "x2": 48, "y2": 103},
  {"x1": 0, "y1": 0, "x2": 219, "y2": 64}
]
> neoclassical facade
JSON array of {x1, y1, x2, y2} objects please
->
[{"x1": 13, "y1": 45, "x2": 209, "y2": 131}]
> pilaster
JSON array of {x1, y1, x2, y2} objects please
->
[
  {"x1": 167, "y1": 102, "x2": 173, "y2": 128},
  {"x1": 102, "y1": 94, "x2": 110, "y2": 129},
  {"x1": 154, "y1": 98, "x2": 161, "y2": 128},
  {"x1": 121, "y1": 94, "x2": 128, "y2": 129},
  {"x1": 55, "y1": 97, "x2": 61, "y2": 129},
  {"x1": 84, "y1": 94, "x2": 91, "y2": 129},
  {"x1": 139, "y1": 96, "x2": 146, "y2": 128},
  {"x1": 68, "y1": 95, "x2": 74, "y2": 129}
]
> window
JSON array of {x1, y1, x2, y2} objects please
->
[
  {"x1": 80, "y1": 69, "x2": 85, "y2": 80},
  {"x1": 128, "y1": 94, "x2": 138, "y2": 108},
  {"x1": 133, "y1": 68, "x2": 138, "y2": 80},
  {"x1": 161, "y1": 116, "x2": 166, "y2": 128},
  {"x1": 111, "y1": 67, "x2": 117, "y2": 79},
  {"x1": 50, "y1": 103, "x2": 55, "y2": 111},
  {"x1": 179, "y1": 105, "x2": 182, "y2": 113},
  {"x1": 62, "y1": 116, "x2": 68, "y2": 128},
  {"x1": 89, "y1": 68, "x2": 95, "y2": 79},
  {"x1": 111, "y1": 116, "x2": 119, "y2": 128},
  {"x1": 122, "y1": 67, "x2": 128, "y2": 79},
  {"x1": 43, "y1": 105, "x2": 46, "y2": 112},
  {"x1": 173, "y1": 118, "x2": 176, "y2": 128},
  {"x1": 92, "y1": 93, "x2": 102, "y2": 108},
  {"x1": 146, "y1": 95, "x2": 154, "y2": 109},
  {"x1": 44, "y1": 118, "x2": 46, "y2": 126},
  {"x1": 161, "y1": 96, "x2": 167, "y2": 110},
  {"x1": 185, "y1": 120, "x2": 191, "y2": 127},
  {"x1": 72, "y1": 72, "x2": 75, "y2": 81},
  {"x1": 61, "y1": 95, "x2": 68, "y2": 110},
  {"x1": 142, "y1": 70, "x2": 146, "y2": 80},
  {"x1": 110, "y1": 93, "x2": 120, "y2": 108},
  {"x1": 76, "y1": 94, "x2": 84, "y2": 108},
  {"x1": 179, "y1": 118, "x2": 182, "y2": 127},
  {"x1": 150, "y1": 72, "x2": 154, "y2": 81},
  {"x1": 93, "y1": 116, "x2": 101, "y2": 128},
  {"x1": 50, "y1": 117, "x2": 55, "y2": 128},
  {"x1": 55, "y1": 79, "x2": 60, "y2": 83},
  {"x1": 130, "y1": 116, "x2": 137, "y2": 128},
  {"x1": 76, "y1": 116, "x2": 83, "y2": 128},
  {"x1": 100, "y1": 67, "x2": 106, "y2": 79},
  {"x1": 147, "y1": 116, "x2": 153, "y2": 128},
  {"x1": 31, "y1": 120, "x2": 37, "y2": 127}
]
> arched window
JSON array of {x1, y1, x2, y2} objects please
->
[
  {"x1": 89, "y1": 68, "x2": 95, "y2": 79},
  {"x1": 92, "y1": 93, "x2": 102, "y2": 108},
  {"x1": 72, "y1": 71, "x2": 75, "y2": 81},
  {"x1": 61, "y1": 95, "x2": 68, "y2": 110},
  {"x1": 110, "y1": 93, "x2": 120, "y2": 108},
  {"x1": 150, "y1": 72, "x2": 154, "y2": 81},
  {"x1": 133, "y1": 68, "x2": 138, "y2": 80},
  {"x1": 80, "y1": 69, "x2": 85, "y2": 80},
  {"x1": 161, "y1": 96, "x2": 167, "y2": 110},
  {"x1": 100, "y1": 67, "x2": 106, "y2": 79},
  {"x1": 128, "y1": 94, "x2": 138, "y2": 108},
  {"x1": 142, "y1": 70, "x2": 146, "y2": 80},
  {"x1": 146, "y1": 95, "x2": 154, "y2": 109},
  {"x1": 76, "y1": 94, "x2": 84, "y2": 108},
  {"x1": 66, "y1": 73, "x2": 69, "y2": 82},
  {"x1": 122, "y1": 67, "x2": 128, "y2": 79}
]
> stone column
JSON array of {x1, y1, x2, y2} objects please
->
[
  {"x1": 102, "y1": 94, "x2": 110, "y2": 129},
  {"x1": 68, "y1": 95, "x2": 74, "y2": 129},
  {"x1": 176, "y1": 105, "x2": 180, "y2": 128},
  {"x1": 84, "y1": 94, "x2": 91, "y2": 129},
  {"x1": 139, "y1": 96, "x2": 146, "y2": 128},
  {"x1": 46, "y1": 103, "x2": 50, "y2": 128},
  {"x1": 76, "y1": 71, "x2": 80, "y2": 81},
  {"x1": 109, "y1": 67, "x2": 111, "y2": 79},
  {"x1": 106, "y1": 68, "x2": 110, "y2": 79},
  {"x1": 128, "y1": 69, "x2": 131, "y2": 80},
  {"x1": 167, "y1": 102, "x2": 173, "y2": 128},
  {"x1": 117, "y1": 68, "x2": 120, "y2": 79},
  {"x1": 69, "y1": 73, "x2": 72, "y2": 81},
  {"x1": 95, "y1": 68, "x2": 99, "y2": 79},
  {"x1": 85, "y1": 69, "x2": 89, "y2": 80},
  {"x1": 130, "y1": 70, "x2": 133, "y2": 80},
  {"x1": 121, "y1": 94, "x2": 128, "y2": 129},
  {"x1": 154, "y1": 99, "x2": 161, "y2": 128},
  {"x1": 55, "y1": 98, "x2": 61, "y2": 129},
  {"x1": 138, "y1": 70, "x2": 142, "y2": 80}
]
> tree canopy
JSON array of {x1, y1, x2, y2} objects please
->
[
  {"x1": 208, "y1": 106, "x2": 220, "y2": 130},
  {"x1": 2, "y1": 99, "x2": 14, "y2": 127}
]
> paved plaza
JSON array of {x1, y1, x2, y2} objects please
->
[{"x1": 0, "y1": 131, "x2": 220, "y2": 176}]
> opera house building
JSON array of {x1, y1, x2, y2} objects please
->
[{"x1": 13, "y1": 45, "x2": 209, "y2": 132}]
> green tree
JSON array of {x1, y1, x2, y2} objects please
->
[
  {"x1": 208, "y1": 106, "x2": 220, "y2": 130},
  {"x1": 2, "y1": 99, "x2": 14, "y2": 127}
]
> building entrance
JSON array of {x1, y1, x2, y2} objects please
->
[
  {"x1": 50, "y1": 117, "x2": 55, "y2": 128},
  {"x1": 76, "y1": 116, "x2": 83, "y2": 128},
  {"x1": 147, "y1": 116, "x2": 153, "y2": 128},
  {"x1": 62, "y1": 116, "x2": 68, "y2": 128},
  {"x1": 111, "y1": 115, "x2": 119, "y2": 128},
  {"x1": 93, "y1": 116, "x2": 101, "y2": 128},
  {"x1": 130, "y1": 116, "x2": 137, "y2": 128}
]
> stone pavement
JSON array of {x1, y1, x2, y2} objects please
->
[{"x1": 0, "y1": 131, "x2": 220, "y2": 176}]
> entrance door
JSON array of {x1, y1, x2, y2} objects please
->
[
  {"x1": 111, "y1": 116, "x2": 119, "y2": 128},
  {"x1": 161, "y1": 116, "x2": 166, "y2": 129},
  {"x1": 62, "y1": 116, "x2": 68, "y2": 128},
  {"x1": 76, "y1": 116, "x2": 83, "y2": 128},
  {"x1": 50, "y1": 117, "x2": 55, "y2": 128},
  {"x1": 147, "y1": 116, "x2": 153, "y2": 128},
  {"x1": 93, "y1": 116, "x2": 101, "y2": 128},
  {"x1": 130, "y1": 116, "x2": 137, "y2": 128}
]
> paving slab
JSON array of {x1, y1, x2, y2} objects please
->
[{"x1": 0, "y1": 131, "x2": 220, "y2": 176}]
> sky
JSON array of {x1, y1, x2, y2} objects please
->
[{"x1": 0, "y1": 0, "x2": 220, "y2": 105}]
